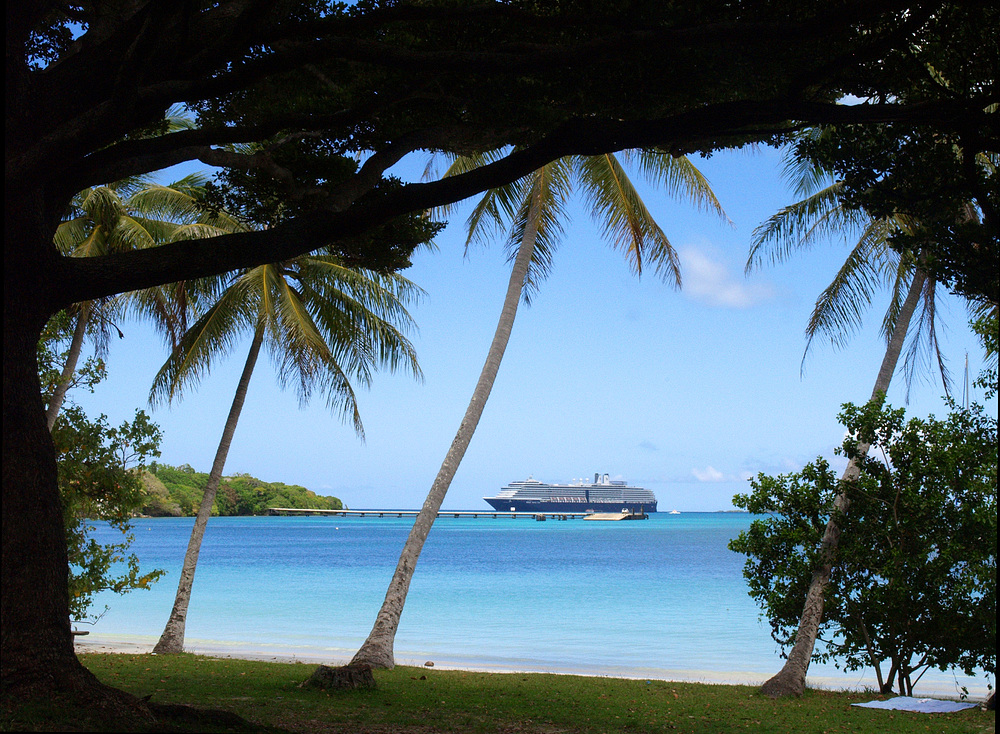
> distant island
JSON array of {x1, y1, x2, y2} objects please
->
[{"x1": 140, "y1": 463, "x2": 344, "y2": 517}]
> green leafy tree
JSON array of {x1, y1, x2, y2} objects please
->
[
  {"x1": 39, "y1": 315, "x2": 164, "y2": 622},
  {"x1": 151, "y1": 254, "x2": 423, "y2": 654},
  {"x1": 731, "y1": 399, "x2": 997, "y2": 696},
  {"x1": 145, "y1": 463, "x2": 343, "y2": 516},
  {"x1": 55, "y1": 406, "x2": 164, "y2": 622},
  {"x1": 351, "y1": 149, "x2": 725, "y2": 669},
  {"x1": 747, "y1": 141, "x2": 962, "y2": 696}
]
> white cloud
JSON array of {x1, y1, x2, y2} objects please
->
[
  {"x1": 679, "y1": 247, "x2": 774, "y2": 308},
  {"x1": 692, "y1": 465, "x2": 726, "y2": 482}
]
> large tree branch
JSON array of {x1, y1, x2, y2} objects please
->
[
  {"x1": 55, "y1": 88, "x2": 425, "y2": 191},
  {"x1": 46, "y1": 96, "x2": 984, "y2": 308}
]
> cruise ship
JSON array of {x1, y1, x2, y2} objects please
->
[{"x1": 483, "y1": 473, "x2": 657, "y2": 514}]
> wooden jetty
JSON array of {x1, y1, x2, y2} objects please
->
[
  {"x1": 267, "y1": 508, "x2": 588, "y2": 520},
  {"x1": 583, "y1": 511, "x2": 649, "y2": 521}
]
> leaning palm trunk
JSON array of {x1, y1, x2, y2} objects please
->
[
  {"x1": 760, "y1": 267, "x2": 928, "y2": 697},
  {"x1": 153, "y1": 324, "x2": 264, "y2": 653},
  {"x1": 349, "y1": 206, "x2": 541, "y2": 669},
  {"x1": 45, "y1": 302, "x2": 92, "y2": 430}
]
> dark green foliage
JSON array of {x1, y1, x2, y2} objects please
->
[
  {"x1": 731, "y1": 400, "x2": 997, "y2": 695},
  {"x1": 36, "y1": 311, "x2": 107, "y2": 396},
  {"x1": 792, "y1": 1, "x2": 999, "y2": 303},
  {"x1": 54, "y1": 407, "x2": 165, "y2": 622},
  {"x1": 41, "y1": 313, "x2": 165, "y2": 622},
  {"x1": 203, "y1": 141, "x2": 443, "y2": 272},
  {"x1": 970, "y1": 309, "x2": 998, "y2": 399},
  {"x1": 799, "y1": 125, "x2": 997, "y2": 303},
  {"x1": 147, "y1": 463, "x2": 344, "y2": 516}
]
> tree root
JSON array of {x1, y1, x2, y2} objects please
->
[
  {"x1": 301, "y1": 663, "x2": 376, "y2": 691},
  {"x1": 759, "y1": 668, "x2": 805, "y2": 698}
]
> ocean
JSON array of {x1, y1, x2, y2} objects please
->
[{"x1": 80, "y1": 513, "x2": 989, "y2": 697}]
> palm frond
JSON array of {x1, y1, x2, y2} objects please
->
[
  {"x1": 426, "y1": 148, "x2": 514, "y2": 222},
  {"x1": 779, "y1": 131, "x2": 834, "y2": 198},
  {"x1": 148, "y1": 273, "x2": 256, "y2": 405},
  {"x1": 801, "y1": 237, "x2": 891, "y2": 368},
  {"x1": 747, "y1": 183, "x2": 868, "y2": 272},
  {"x1": 504, "y1": 159, "x2": 574, "y2": 304},
  {"x1": 629, "y1": 149, "x2": 729, "y2": 221},
  {"x1": 465, "y1": 173, "x2": 535, "y2": 252},
  {"x1": 574, "y1": 153, "x2": 681, "y2": 287},
  {"x1": 900, "y1": 272, "x2": 952, "y2": 401}
]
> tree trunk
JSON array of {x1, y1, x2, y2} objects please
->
[
  {"x1": 153, "y1": 324, "x2": 264, "y2": 654},
  {"x1": 45, "y1": 302, "x2": 91, "y2": 431},
  {"x1": 760, "y1": 268, "x2": 927, "y2": 698},
  {"x1": 2, "y1": 195, "x2": 158, "y2": 725},
  {"x1": 349, "y1": 201, "x2": 541, "y2": 670}
]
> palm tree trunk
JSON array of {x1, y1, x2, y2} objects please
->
[
  {"x1": 153, "y1": 323, "x2": 264, "y2": 654},
  {"x1": 760, "y1": 267, "x2": 927, "y2": 697},
  {"x1": 349, "y1": 202, "x2": 542, "y2": 670},
  {"x1": 45, "y1": 302, "x2": 91, "y2": 431}
]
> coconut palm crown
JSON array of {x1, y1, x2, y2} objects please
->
[
  {"x1": 149, "y1": 255, "x2": 422, "y2": 435},
  {"x1": 150, "y1": 251, "x2": 423, "y2": 654},
  {"x1": 747, "y1": 151, "x2": 953, "y2": 400},
  {"x1": 45, "y1": 173, "x2": 245, "y2": 430}
]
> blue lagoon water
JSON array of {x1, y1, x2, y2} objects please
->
[{"x1": 82, "y1": 513, "x2": 988, "y2": 696}]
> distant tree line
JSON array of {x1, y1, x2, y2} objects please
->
[{"x1": 142, "y1": 463, "x2": 343, "y2": 517}]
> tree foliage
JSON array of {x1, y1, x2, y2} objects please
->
[
  {"x1": 731, "y1": 399, "x2": 997, "y2": 695},
  {"x1": 786, "y1": 1, "x2": 1000, "y2": 303},
  {"x1": 39, "y1": 315, "x2": 164, "y2": 622},
  {"x1": 11, "y1": 1, "x2": 996, "y2": 309},
  {"x1": 145, "y1": 463, "x2": 343, "y2": 516},
  {"x1": 55, "y1": 406, "x2": 164, "y2": 622}
]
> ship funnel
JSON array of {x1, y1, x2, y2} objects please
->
[{"x1": 594, "y1": 473, "x2": 599, "y2": 484}]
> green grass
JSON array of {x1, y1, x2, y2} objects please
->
[{"x1": 7, "y1": 653, "x2": 995, "y2": 733}]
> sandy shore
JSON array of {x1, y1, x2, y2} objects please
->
[
  {"x1": 73, "y1": 633, "x2": 778, "y2": 685},
  {"x1": 73, "y1": 633, "x2": 990, "y2": 699}
]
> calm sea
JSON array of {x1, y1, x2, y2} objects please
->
[{"x1": 82, "y1": 513, "x2": 988, "y2": 696}]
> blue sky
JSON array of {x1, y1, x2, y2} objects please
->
[{"x1": 74, "y1": 145, "x2": 993, "y2": 511}]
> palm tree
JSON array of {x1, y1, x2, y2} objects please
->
[
  {"x1": 350, "y1": 148, "x2": 726, "y2": 669},
  {"x1": 152, "y1": 253, "x2": 422, "y2": 653},
  {"x1": 46, "y1": 174, "x2": 241, "y2": 430},
  {"x1": 745, "y1": 153, "x2": 953, "y2": 697}
]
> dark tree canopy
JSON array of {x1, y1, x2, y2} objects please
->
[
  {"x1": 3, "y1": 0, "x2": 997, "y2": 723},
  {"x1": 8, "y1": 1, "x2": 996, "y2": 308}
]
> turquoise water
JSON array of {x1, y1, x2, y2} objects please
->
[{"x1": 83, "y1": 513, "x2": 988, "y2": 695}]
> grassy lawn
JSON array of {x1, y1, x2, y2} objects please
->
[{"x1": 4, "y1": 653, "x2": 993, "y2": 733}]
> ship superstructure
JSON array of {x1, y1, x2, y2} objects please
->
[{"x1": 483, "y1": 473, "x2": 656, "y2": 513}]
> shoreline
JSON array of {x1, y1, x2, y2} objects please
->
[{"x1": 74, "y1": 634, "x2": 989, "y2": 700}]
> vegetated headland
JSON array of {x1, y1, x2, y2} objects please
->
[{"x1": 140, "y1": 462, "x2": 344, "y2": 517}]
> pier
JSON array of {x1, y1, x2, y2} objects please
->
[
  {"x1": 584, "y1": 511, "x2": 649, "y2": 521},
  {"x1": 267, "y1": 508, "x2": 649, "y2": 521},
  {"x1": 267, "y1": 508, "x2": 589, "y2": 520}
]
